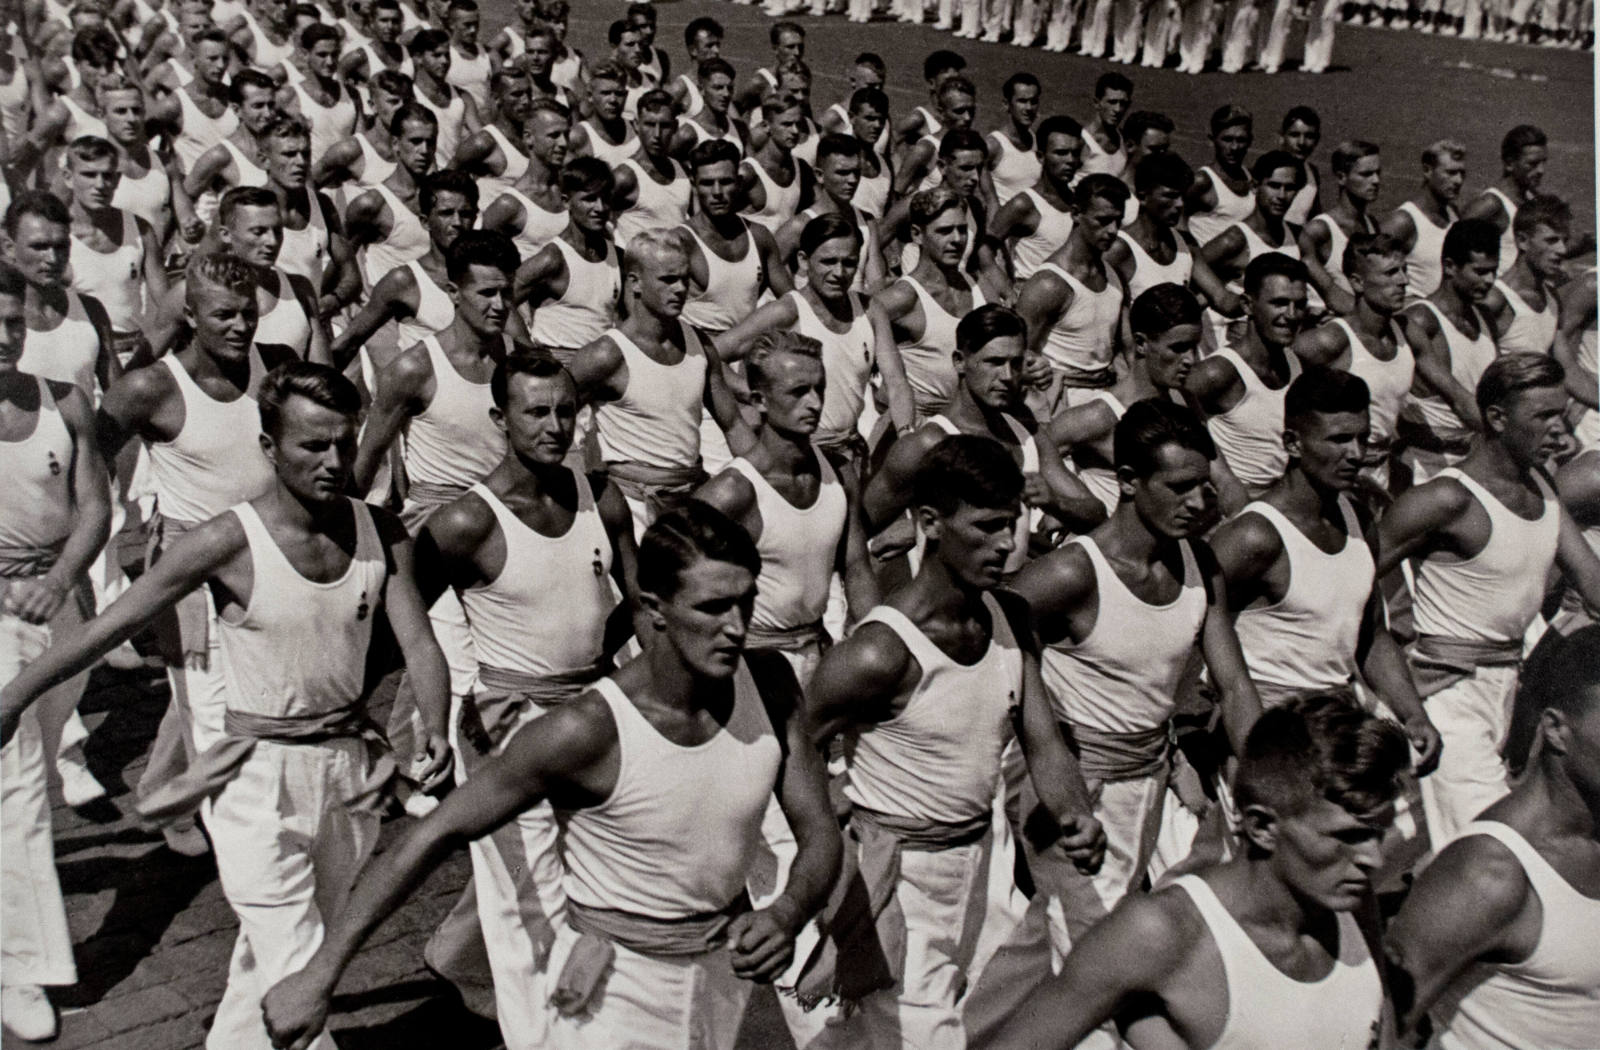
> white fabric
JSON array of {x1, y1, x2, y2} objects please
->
[
  {"x1": 576, "y1": 119, "x2": 638, "y2": 168},
  {"x1": 0, "y1": 378, "x2": 73, "y2": 551},
  {"x1": 1400, "y1": 201, "x2": 1457, "y2": 301},
  {"x1": 1011, "y1": 189, "x2": 1075, "y2": 280},
  {"x1": 147, "y1": 348, "x2": 274, "y2": 524},
  {"x1": 527, "y1": 238, "x2": 621, "y2": 351},
  {"x1": 395, "y1": 260, "x2": 456, "y2": 350},
  {"x1": 174, "y1": 86, "x2": 241, "y2": 172},
  {"x1": 495, "y1": 187, "x2": 568, "y2": 262},
  {"x1": 1483, "y1": 187, "x2": 1520, "y2": 276},
  {"x1": 276, "y1": 195, "x2": 331, "y2": 288},
  {"x1": 417, "y1": 85, "x2": 466, "y2": 168},
  {"x1": 789, "y1": 290, "x2": 874, "y2": 447},
  {"x1": 474, "y1": 124, "x2": 530, "y2": 208},
  {"x1": 69, "y1": 210, "x2": 145, "y2": 333},
  {"x1": 680, "y1": 223, "x2": 763, "y2": 333},
  {"x1": 291, "y1": 81, "x2": 357, "y2": 165},
  {"x1": 1187, "y1": 166, "x2": 1255, "y2": 247},
  {"x1": 253, "y1": 271, "x2": 311, "y2": 355},
  {"x1": 18, "y1": 293, "x2": 100, "y2": 396},
  {"x1": 1037, "y1": 262, "x2": 1123, "y2": 381},
  {"x1": 897, "y1": 275, "x2": 985, "y2": 419},
  {"x1": 1118, "y1": 228, "x2": 1193, "y2": 300},
  {"x1": 594, "y1": 323, "x2": 707, "y2": 470},
  {"x1": 1204, "y1": 346, "x2": 1297, "y2": 491},
  {"x1": 1335, "y1": 318, "x2": 1415, "y2": 448},
  {"x1": 729, "y1": 452, "x2": 845, "y2": 631},
  {"x1": 1494, "y1": 279, "x2": 1558, "y2": 355},
  {"x1": 614, "y1": 158, "x2": 690, "y2": 251},
  {"x1": 1404, "y1": 301, "x2": 1498, "y2": 438},
  {"x1": 742, "y1": 156, "x2": 804, "y2": 233},
  {"x1": 400, "y1": 335, "x2": 504, "y2": 494},
  {"x1": 1417, "y1": 664, "x2": 1520, "y2": 845},
  {"x1": 360, "y1": 184, "x2": 430, "y2": 287},
  {"x1": 988, "y1": 131, "x2": 1041, "y2": 205}
]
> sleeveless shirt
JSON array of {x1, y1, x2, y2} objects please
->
[
  {"x1": 679, "y1": 223, "x2": 762, "y2": 333},
  {"x1": 729, "y1": 452, "x2": 846, "y2": 632},
  {"x1": 988, "y1": 130, "x2": 1041, "y2": 205},
  {"x1": 898, "y1": 275, "x2": 984, "y2": 418},
  {"x1": 69, "y1": 211, "x2": 144, "y2": 334},
  {"x1": 147, "y1": 348, "x2": 275, "y2": 524},
  {"x1": 18, "y1": 293, "x2": 100, "y2": 396},
  {"x1": 527, "y1": 238, "x2": 620, "y2": 351},
  {"x1": 1036, "y1": 262, "x2": 1123, "y2": 381},
  {"x1": 790, "y1": 290, "x2": 874, "y2": 446},
  {"x1": 401, "y1": 334, "x2": 505, "y2": 495},
  {"x1": 614, "y1": 157, "x2": 690, "y2": 250},
  {"x1": 1119, "y1": 228, "x2": 1194, "y2": 301},
  {"x1": 1494, "y1": 279, "x2": 1557, "y2": 355},
  {"x1": 1012, "y1": 189, "x2": 1075, "y2": 280},
  {"x1": 1206, "y1": 346, "x2": 1298, "y2": 491},
  {"x1": 594, "y1": 323, "x2": 707, "y2": 469},
  {"x1": 1332, "y1": 318, "x2": 1414, "y2": 448},
  {"x1": 1399, "y1": 201, "x2": 1457, "y2": 301},
  {"x1": 0, "y1": 377, "x2": 74, "y2": 553},
  {"x1": 1406, "y1": 301, "x2": 1498, "y2": 438},
  {"x1": 1188, "y1": 166, "x2": 1254, "y2": 247},
  {"x1": 395, "y1": 260, "x2": 455, "y2": 350}
]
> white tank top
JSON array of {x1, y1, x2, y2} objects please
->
[
  {"x1": 741, "y1": 156, "x2": 803, "y2": 233},
  {"x1": 527, "y1": 237, "x2": 620, "y2": 351},
  {"x1": 900, "y1": 206, "x2": 976, "y2": 275},
  {"x1": 1036, "y1": 262, "x2": 1124, "y2": 381},
  {"x1": 852, "y1": 144, "x2": 892, "y2": 221},
  {"x1": 241, "y1": 11, "x2": 293, "y2": 69},
  {"x1": 111, "y1": 159, "x2": 172, "y2": 224},
  {"x1": 595, "y1": 323, "x2": 707, "y2": 469},
  {"x1": 1232, "y1": 497, "x2": 1371, "y2": 704},
  {"x1": 1407, "y1": 301, "x2": 1498, "y2": 438},
  {"x1": 218, "y1": 499, "x2": 387, "y2": 718},
  {"x1": 578, "y1": 119, "x2": 638, "y2": 168},
  {"x1": 253, "y1": 270, "x2": 311, "y2": 354},
  {"x1": 1333, "y1": 318, "x2": 1414, "y2": 448},
  {"x1": 1494, "y1": 279, "x2": 1557, "y2": 355},
  {"x1": 18, "y1": 293, "x2": 100, "y2": 396},
  {"x1": 0, "y1": 63, "x2": 28, "y2": 142},
  {"x1": 459, "y1": 474, "x2": 616, "y2": 677},
  {"x1": 360, "y1": 183, "x2": 431, "y2": 287},
  {"x1": 792, "y1": 124, "x2": 820, "y2": 169},
  {"x1": 912, "y1": 104, "x2": 942, "y2": 142},
  {"x1": 495, "y1": 186, "x2": 567, "y2": 261},
  {"x1": 675, "y1": 73, "x2": 705, "y2": 120},
  {"x1": 1074, "y1": 390, "x2": 1126, "y2": 515},
  {"x1": 395, "y1": 260, "x2": 455, "y2": 349},
  {"x1": 1189, "y1": 166, "x2": 1255, "y2": 247},
  {"x1": 1173, "y1": 875, "x2": 1382, "y2": 1050},
  {"x1": 1285, "y1": 163, "x2": 1319, "y2": 228},
  {"x1": 1229, "y1": 219, "x2": 1301, "y2": 279},
  {"x1": 614, "y1": 157, "x2": 690, "y2": 250},
  {"x1": 360, "y1": 41, "x2": 413, "y2": 82},
  {"x1": 446, "y1": 44, "x2": 491, "y2": 111},
  {"x1": 148, "y1": 349, "x2": 275, "y2": 523},
  {"x1": 1413, "y1": 469, "x2": 1559, "y2": 643},
  {"x1": 790, "y1": 290, "x2": 874, "y2": 446},
  {"x1": 174, "y1": 86, "x2": 239, "y2": 172},
  {"x1": 402, "y1": 334, "x2": 505, "y2": 494},
  {"x1": 1043, "y1": 536, "x2": 1205, "y2": 732},
  {"x1": 561, "y1": 667, "x2": 781, "y2": 918},
  {"x1": 1118, "y1": 228, "x2": 1194, "y2": 301},
  {"x1": 473, "y1": 123, "x2": 529, "y2": 206},
  {"x1": 550, "y1": 50, "x2": 582, "y2": 92},
  {"x1": 844, "y1": 593, "x2": 1022, "y2": 826},
  {"x1": 1484, "y1": 186, "x2": 1520, "y2": 276},
  {"x1": 687, "y1": 114, "x2": 743, "y2": 156},
  {"x1": 58, "y1": 93, "x2": 107, "y2": 141},
  {"x1": 730, "y1": 452, "x2": 846, "y2": 631},
  {"x1": 1310, "y1": 213, "x2": 1354, "y2": 296},
  {"x1": 1431, "y1": 821, "x2": 1600, "y2": 1050},
  {"x1": 1078, "y1": 129, "x2": 1127, "y2": 181},
  {"x1": 1399, "y1": 201, "x2": 1457, "y2": 301},
  {"x1": 291, "y1": 81, "x2": 356, "y2": 164},
  {"x1": 215, "y1": 140, "x2": 270, "y2": 202},
  {"x1": 417, "y1": 85, "x2": 466, "y2": 167},
  {"x1": 679, "y1": 223, "x2": 762, "y2": 333},
  {"x1": 897, "y1": 275, "x2": 984, "y2": 418},
  {"x1": 276, "y1": 194, "x2": 331, "y2": 287},
  {"x1": 0, "y1": 377, "x2": 74, "y2": 553},
  {"x1": 913, "y1": 132, "x2": 943, "y2": 194},
  {"x1": 988, "y1": 131, "x2": 1041, "y2": 206},
  {"x1": 1206, "y1": 346, "x2": 1297, "y2": 491},
  {"x1": 1012, "y1": 189, "x2": 1075, "y2": 280},
  {"x1": 353, "y1": 133, "x2": 397, "y2": 187},
  {"x1": 69, "y1": 211, "x2": 144, "y2": 334},
  {"x1": 927, "y1": 413, "x2": 1037, "y2": 574}
]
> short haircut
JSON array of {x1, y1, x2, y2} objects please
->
[
  {"x1": 698, "y1": 57, "x2": 735, "y2": 83},
  {"x1": 1281, "y1": 104, "x2": 1320, "y2": 132},
  {"x1": 761, "y1": 91, "x2": 806, "y2": 123},
  {"x1": 922, "y1": 49, "x2": 965, "y2": 82},
  {"x1": 1114, "y1": 397, "x2": 1215, "y2": 477},
  {"x1": 635, "y1": 88, "x2": 675, "y2": 117},
  {"x1": 257, "y1": 361, "x2": 361, "y2": 439},
  {"x1": 371, "y1": 69, "x2": 415, "y2": 99},
  {"x1": 849, "y1": 87, "x2": 888, "y2": 115},
  {"x1": 5, "y1": 190, "x2": 70, "y2": 235},
  {"x1": 1514, "y1": 194, "x2": 1571, "y2": 237},
  {"x1": 390, "y1": 101, "x2": 438, "y2": 138},
  {"x1": 1330, "y1": 140, "x2": 1380, "y2": 178},
  {"x1": 1243, "y1": 252, "x2": 1310, "y2": 298},
  {"x1": 1251, "y1": 149, "x2": 1304, "y2": 185},
  {"x1": 587, "y1": 61, "x2": 626, "y2": 86},
  {"x1": 607, "y1": 19, "x2": 636, "y2": 46},
  {"x1": 299, "y1": 21, "x2": 339, "y2": 49},
  {"x1": 853, "y1": 52, "x2": 885, "y2": 78},
  {"x1": 372, "y1": 0, "x2": 401, "y2": 11},
  {"x1": 1036, "y1": 114, "x2": 1083, "y2": 148},
  {"x1": 419, "y1": 169, "x2": 479, "y2": 214},
  {"x1": 908, "y1": 186, "x2": 963, "y2": 229},
  {"x1": 1342, "y1": 231, "x2": 1405, "y2": 279},
  {"x1": 1422, "y1": 139, "x2": 1467, "y2": 167},
  {"x1": 1442, "y1": 218, "x2": 1502, "y2": 267},
  {"x1": 1285, "y1": 366, "x2": 1369, "y2": 429},
  {"x1": 1094, "y1": 71, "x2": 1132, "y2": 98},
  {"x1": 0, "y1": 262, "x2": 24, "y2": 298},
  {"x1": 799, "y1": 211, "x2": 862, "y2": 256},
  {"x1": 1476, "y1": 352, "x2": 1565, "y2": 419},
  {"x1": 688, "y1": 138, "x2": 741, "y2": 176},
  {"x1": 1210, "y1": 104, "x2": 1252, "y2": 137},
  {"x1": 560, "y1": 155, "x2": 614, "y2": 196},
  {"x1": 956, "y1": 304, "x2": 1026, "y2": 359},
  {"x1": 626, "y1": 2, "x2": 656, "y2": 22},
  {"x1": 1002, "y1": 72, "x2": 1039, "y2": 99},
  {"x1": 491, "y1": 348, "x2": 570, "y2": 410},
  {"x1": 623, "y1": 228, "x2": 687, "y2": 277},
  {"x1": 187, "y1": 250, "x2": 259, "y2": 302},
  {"x1": 448, "y1": 0, "x2": 477, "y2": 15},
  {"x1": 1074, "y1": 172, "x2": 1130, "y2": 212},
  {"x1": 93, "y1": 71, "x2": 141, "y2": 102},
  {"x1": 912, "y1": 435, "x2": 1024, "y2": 515},
  {"x1": 770, "y1": 19, "x2": 803, "y2": 46},
  {"x1": 1135, "y1": 151, "x2": 1193, "y2": 196},
  {"x1": 682, "y1": 15, "x2": 721, "y2": 48},
  {"x1": 1123, "y1": 110, "x2": 1174, "y2": 144},
  {"x1": 264, "y1": 114, "x2": 311, "y2": 144},
  {"x1": 445, "y1": 228, "x2": 518, "y2": 283},
  {"x1": 938, "y1": 127, "x2": 987, "y2": 162},
  {"x1": 1500, "y1": 123, "x2": 1547, "y2": 164},
  {"x1": 219, "y1": 185, "x2": 280, "y2": 224},
  {"x1": 773, "y1": 58, "x2": 811, "y2": 85},
  {"x1": 409, "y1": 28, "x2": 449, "y2": 55},
  {"x1": 745, "y1": 329, "x2": 821, "y2": 392},
  {"x1": 1233, "y1": 690, "x2": 1410, "y2": 820},
  {"x1": 815, "y1": 132, "x2": 860, "y2": 167},
  {"x1": 71, "y1": 26, "x2": 120, "y2": 67},
  {"x1": 638, "y1": 501, "x2": 761, "y2": 599},
  {"x1": 526, "y1": 97, "x2": 572, "y2": 124},
  {"x1": 937, "y1": 75, "x2": 975, "y2": 103},
  {"x1": 66, "y1": 135, "x2": 118, "y2": 168},
  {"x1": 1130, "y1": 284, "x2": 1202, "y2": 337},
  {"x1": 193, "y1": 26, "x2": 229, "y2": 48},
  {"x1": 230, "y1": 68, "x2": 277, "y2": 104},
  {"x1": 1519, "y1": 625, "x2": 1600, "y2": 723}
]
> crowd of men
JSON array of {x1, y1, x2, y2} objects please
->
[{"x1": 0, "y1": 0, "x2": 1595, "y2": 1047}]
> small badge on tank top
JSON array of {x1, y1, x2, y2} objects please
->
[
  {"x1": 593, "y1": 548, "x2": 604, "y2": 577},
  {"x1": 356, "y1": 589, "x2": 369, "y2": 621},
  {"x1": 47, "y1": 450, "x2": 62, "y2": 476}
]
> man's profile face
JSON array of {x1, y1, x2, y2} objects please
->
[
  {"x1": 187, "y1": 279, "x2": 260, "y2": 363},
  {"x1": 1266, "y1": 796, "x2": 1391, "y2": 912},
  {"x1": 454, "y1": 263, "x2": 511, "y2": 336},
  {"x1": 9, "y1": 215, "x2": 70, "y2": 288},
  {"x1": 1493, "y1": 384, "x2": 1570, "y2": 467},
  {"x1": 1288, "y1": 409, "x2": 1368, "y2": 493},
  {"x1": 263, "y1": 395, "x2": 359, "y2": 504},
  {"x1": 754, "y1": 352, "x2": 824, "y2": 439},
  {"x1": 1137, "y1": 324, "x2": 1199, "y2": 391},
  {"x1": 920, "y1": 499, "x2": 1018, "y2": 590},
  {"x1": 0, "y1": 291, "x2": 26, "y2": 371},
  {"x1": 649, "y1": 557, "x2": 756, "y2": 680},
  {"x1": 1214, "y1": 122, "x2": 1252, "y2": 167},
  {"x1": 956, "y1": 334, "x2": 1025, "y2": 413},
  {"x1": 225, "y1": 203, "x2": 285, "y2": 268},
  {"x1": 1123, "y1": 442, "x2": 1214, "y2": 539}
]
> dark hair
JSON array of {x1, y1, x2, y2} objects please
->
[
  {"x1": 389, "y1": 101, "x2": 438, "y2": 138},
  {"x1": 192, "y1": 26, "x2": 229, "y2": 48},
  {"x1": 1521, "y1": 626, "x2": 1600, "y2": 720},
  {"x1": 770, "y1": 19, "x2": 803, "y2": 46},
  {"x1": 230, "y1": 68, "x2": 277, "y2": 105},
  {"x1": 799, "y1": 211, "x2": 861, "y2": 257},
  {"x1": 1281, "y1": 104, "x2": 1320, "y2": 133},
  {"x1": 937, "y1": 75, "x2": 975, "y2": 103},
  {"x1": 1135, "y1": 151, "x2": 1192, "y2": 196},
  {"x1": 1094, "y1": 71, "x2": 1132, "y2": 98},
  {"x1": 0, "y1": 262, "x2": 23, "y2": 298},
  {"x1": 1114, "y1": 398, "x2": 1215, "y2": 477},
  {"x1": 688, "y1": 138, "x2": 741, "y2": 176},
  {"x1": 1036, "y1": 114, "x2": 1083, "y2": 149},
  {"x1": 1210, "y1": 104, "x2": 1252, "y2": 137},
  {"x1": 1251, "y1": 149, "x2": 1304, "y2": 186},
  {"x1": 908, "y1": 186, "x2": 963, "y2": 229},
  {"x1": 911, "y1": 435, "x2": 1024, "y2": 515},
  {"x1": 1476, "y1": 352, "x2": 1565, "y2": 420},
  {"x1": 635, "y1": 87, "x2": 675, "y2": 118},
  {"x1": 853, "y1": 52, "x2": 885, "y2": 78},
  {"x1": 561, "y1": 156, "x2": 614, "y2": 197},
  {"x1": 186, "y1": 250, "x2": 258, "y2": 301},
  {"x1": 625, "y1": 1, "x2": 656, "y2": 23},
  {"x1": 1123, "y1": 110, "x2": 1173, "y2": 144},
  {"x1": 773, "y1": 59, "x2": 811, "y2": 86},
  {"x1": 1329, "y1": 140, "x2": 1379, "y2": 178},
  {"x1": 682, "y1": 15, "x2": 721, "y2": 49},
  {"x1": 491, "y1": 347, "x2": 570, "y2": 408},
  {"x1": 1285, "y1": 365, "x2": 1369, "y2": 429},
  {"x1": 447, "y1": 0, "x2": 476, "y2": 15},
  {"x1": 1002, "y1": 72, "x2": 1039, "y2": 99},
  {"x1": 420, "y1": 169, "x2": 478, "y2": 214},
  {"x1": 815, "y1": 132, "x2": 860, "y2": 166},
  {"x1": 1341, "y1": 232, "x2": 1405, "y2": 279},
  {"x1": 5, "y1": 190, "x2": 70, "y2": 235},
  {"x1": 586, "y1": 61, "x2": 626, "y2": 86},
  {"x1": 849, "y1": 87, "x2": 887, "y2": 116},
  {"x1": 922, "y1": 49, "x2": 965, "y2": 82},
  {"x1": 1073, "y1": 172, "x2": 1130, "y2": 213},
  {"x1": 219, "y1": 185, "x2": 281, "y2": 224},
  {"x1": 760, "y1": 91, "x2": 806, "y2": 124},
  {"x1": 264, "y1": 114, "x2": 311, "y2": 144},
  {"x1": 745, "y1": 329, "x2": 822, "y2": 392},
  {"x1": 445, "y1": 228, "x2": 517, "y2": 283},
  {"x1": 408, "y1": 27, "x2": 450, "y2": 55},
  {"x1": 1514, "y1": 194, "x2": 1571, "y2": 238},
  {"x1": 299, "y1": 20, "x2": 339, "y2": 49},
  {"x1": 938, "y1": 127, "x2": 987, "y2": 163},
  {"x1": 371, "y1": 69, "x2": 415, "y2": 99},
  {"x1": 258, "y1": 361, "x2": 362, "y2": 439},
  {"x1": 956, "y1": 303, "x2": 1026, "y2": 359},
  {"x1": 1441, "y1": 218, "x2": 1502, "y2": 267},
  {"x1": 1233, "y1": 690, "x2": 1410, "y2": 820},
  {"x1": 638, "y1": 501, "x2": 761, "y2": 600},
  {"x1": 1500, "y1": 123, "x2": 1547, "y2": 165},
  {"x1": 1243, "y1": 252, "x2": 1310, "y2": 298},
  {"x1": 1130, "y1": 284, "x2": 1202, "y2": 336},
  {"x1": 70, "y1": 26, "x2": 120, "y2": 67},
  {"x1": 526, "y1": 97, "x2": 571, "y2": 125},
  {"x1": 697, "y1": 57, "x2": 734, "y2": 84},
  {"x1": 65, "y1": 134, "x2": 118, "y2": 167}
]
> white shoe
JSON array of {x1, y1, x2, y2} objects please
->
[
  {"x1": 162, "y1": 821, "x2": 210, "y2": 856},
  {"x1": 933, "y1": 18, "x2": 953, "y2": 28},
  {"x1": 2, "y1": 985, "x2": 58, "y2": 1042},
  {"x1": 56, "y1": 748, "x2": 107, "y2": 807},
  {"x1": 981, "y1": 28, "x2": 1002, "y2": 41}
]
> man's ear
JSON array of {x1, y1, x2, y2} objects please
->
[
  {"x1": 1282, "y1": 424, "x2": 1302, "y2": 458},
  {"x1": 914, "y1": 503, "x2": 941, "y2": 543},
  {"x1": 1239, "y1": 802, "x2": 1281, "y2": 856},
  {"x1": 637, "y1": 589, "x2": 667, "y2": 631},
  {"x1": 489, "y1": 404, "x2": 506, "y2": 434}
]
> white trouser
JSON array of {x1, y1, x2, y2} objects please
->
[
  {"x1": 1418, "y1": 664, "x2": 1520, "y2": 848},
  {"x1": 10, "y1": 579, "x2": 92, "y2": 780},
  {"x1": 1, "y1": 611, "x2": 77, "y2": 988},
  {"x1": 1142, "y1": 0, "x2": 1182, "y2": 63},
  {"x1": 940, "y1": 0, "x2": 983, "y2": 29},
  {"x1": 1303, "y1": 0, "x2": 1341, "y2": 69},
  {"x1": 544, "y1": 926, "x2": 752, "y2": 1050},
  {"x1": 1014, "y1": 0, "x2": 1046, "y2": 38},
  {"x1": 139, "y1": 600, "x2": 229, "y2": 811},
  {"x1": 204, "y1": 738, "x2": 381, "y2": 1050},
  {"x1": 1110, "y1": 0, "x2": 1149, "y2": 59},
  {"x1": 1219, "y1": 0, "x2": 1260, "y2": 71},
  {"x1": 1178, "y1": 0, "x2": 1219, "y2": 67},
  {"x1": 1257, "y1": 0, "x2": 1296, "y2": 71},
  {"x1": 1047, "y1": 0, "x2": 1086, "y2": 45},
  {"x1": 984, "y1": 0, "x2": 1017, "y2": 33},
  {"x1": 1080, "y1": 0, "x2": 1116, "y2": 51},
  {"x1": 386, "y1": 588, "x2": 476, "y2": 767}
]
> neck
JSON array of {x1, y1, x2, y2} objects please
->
[
  {"x1": 68, "y1": 198, "x2": 110, "y2": 223},
  {"x1": 1275, "y1": 466, "x2": 1346, "y2": 520},
  {"x1": 391, "y1": 164, "x2": 422, "y2": 195},
  {"x1": 190, "y1": 344, "x2": 253, "y2": 386},
  {"x1": 756, "y1": 423, "x2": 810, "y2": 470},
  {"x1": 1127, "y1": 359, "x2": 1160, "y2": 400},
  {"x1": 641, "y1": 640, "x2": 713, "y2": 712},
  {"x1": 505, "y1": 447, "x2": 567, "y2": 493},
  {"x1": 1256, "y1": 209, "x2": 1285, "y2": 239},
  {"x1": 1475, "y1": 434, "x2": 1533, "y2": 482},
  {"x1": 1101, "y1": 502, "x2": 1165, "y2": 563},
  {"x1": 1352, "y1": 298, "x2": 1391, "y2": 337},
  {"x1": 626, "y1": 303, "x2": 673, "y2": 344},
  {"x1": 1240, "y1": 858, "x2": 1329, "y2": 936},
  {"x1": 448, "y1": 318, "x2": 501, "y2": 356},
  {"x1": 908, "y1": 554, "x2": 989, "y2": 620},
  {"x1": 263, "y1": 477, "x2": 341, "y2": 533},
  {"x1": 1337, "y1": 193, "x2": 1368, "y2": 221},
  {"x1": 703, "y1": 211, "x2": 745, "y2": 239},
  {"x1": 1064, "y1": 231, "x2": 1102, "y2": 268},
  {"x1": 524, "y1": 154, "x2": 558, "y2": 186},
  {"x1": 1242, "y1": 322, "x2": 1288, "y2": 363},
  {"x1": 1525, "y1": 755, "x2": 1600, "y2": 838},
  {"x1": 948, "y1": 385, "x2": 1003, "y2": 429}
]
